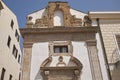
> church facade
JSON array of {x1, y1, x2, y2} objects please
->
[{"x1": 20, "y1": 1, "x2": 120, "y2": 80}]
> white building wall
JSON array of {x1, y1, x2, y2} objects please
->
[
  {"x1": 28, "y1": 9, "x2": 46, "y2": 24},
  {"x1": 96, "y1": 33, "x2": 109, "y2": 80},
  {"x1": 0, "y1": 1, "x2": 21, "y2": 80},
  {"x1": 30, "y1": 39, "x2": 108, "y2": 80},
  {"x1": 30, "y1": 42, "x2": 49, "y2": 80},
  {"x1": 30, "y1": 36, "x2": 109, "y2": 80},
  {"x1": 31, "y1": 42, "x2": 92, "y2": 80},
  {"x1": 72, "y1": 41, "x2": 92, "y2": 80},
  {"x1": 70, "y1": 9, "x2": 87, "y2": 19}
]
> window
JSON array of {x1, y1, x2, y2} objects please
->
[
  {"x1": 116, "y1": 35, "x2": 120, "y2": 55},
  {"x1": 15, "y1": 30, "x2": 19, "y2": 42},
  {"x1": 18, "y1": 55, "x2": 20, "y2": 63},
  {"x1": 54, "y1": 46, "x2": 68, "y2": 53},
  {"x1": 10, "y1": 20, "x2": 14, "y2": 29},
  {"x1": 7, "y1": 36, "x2": 11, "y2": 48},
  {"x1": 19, "y1": 73, "x2": 21, "y2": 80},
  {"x1": 0, "y1": 68, "x2": 6, "y2": 80},
  {"x1": 49, "y1": 41, "x2": 73, "y2": 56},
  {"x1": 12, "y1": 45, "x2": 18, "y2": 59},
  {"x1": 9, "y1": 74, "x2": 12, "y2": 80}
]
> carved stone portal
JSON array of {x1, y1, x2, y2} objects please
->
[{"x1": 40, "y1": 56, "x2": 83, "y2": 80}]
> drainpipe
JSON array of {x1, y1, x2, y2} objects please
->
[{"x1": 96, "y1": 18, "x2": 112, "y2": 80}]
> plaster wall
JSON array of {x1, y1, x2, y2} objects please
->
[
  {"x1": 70, "y1": 8, "x2": 87, "y2": 19},
  {"x1": 28, "y1": 9, "x2": 46, "y2": 24},
  {"x1": 31, "y1": 42, "x2": 92, "y2": 80},
  {"x1": 30, "y1": 38, "x2": 108, "y2": 80}
]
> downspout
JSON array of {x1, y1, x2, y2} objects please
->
[{"x1": 96, "y1": 18, "x2": 112, "y2": 80}]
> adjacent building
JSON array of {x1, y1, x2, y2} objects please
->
[
  {"x1": 0, "y1": 0, "x2": 22, "y2": 80},
  {"x1": 89, "y1": 12, "x2": 120, "y2": 80},
  {"x1": 20, "y1": 2, "x2": 112, "y2": 80}
]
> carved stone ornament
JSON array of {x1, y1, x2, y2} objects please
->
[
  {"x1": 26, "y1": 16, "x2": 33, "y2": 28},
  {"x1": 56, "y1": 56, "x2": 66, "y2": 66},
  {"x1": 34, "y1": 2, "x2": 82, "y2": 27}
]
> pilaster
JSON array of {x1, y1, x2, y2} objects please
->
[
  {"x1": 86, "y1": 40, "x2": 103, "y2": 80},
  {"x1": 21, "y1": 42, "x2": 33, "y2": 80}
]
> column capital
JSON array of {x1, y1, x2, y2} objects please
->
[
  {"x1": 86, "y1": 40, "x2": 97, "y2": 46},
  {"x1": 23, "y1": 42, "x2": 33, "y2": 48}
]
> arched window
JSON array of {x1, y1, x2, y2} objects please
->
[{"x1": 54, "y1": 10, "x2": 64, "y2": 26}]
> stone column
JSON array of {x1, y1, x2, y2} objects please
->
[
  {"x1": 86, "y1": 40, "x2": 103, "y2": 80},
  {"x1": 21, "y1": 42, "x2": 33, "y2": 80}
]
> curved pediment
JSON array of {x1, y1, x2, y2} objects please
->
[
  {"x1": 26, "y1": 2, "x2": 92, "y2": 28},
  {"x1": 40, "y1": 56, "x2": 83, "y2": 71}
]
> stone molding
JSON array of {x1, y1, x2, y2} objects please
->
[
  {"x1": 40, "y1": 56, "x2": 83, "y2": 71},
  {"x1": 20, "y1": 27, "x2": 98, "y2": 43},
  {"x1": 49, "y1": 41, "x2": 73, "y2": 56},
  {"x1": 86, "y1": 40, "x2": 97, "y2": 46},
  {"x1": 89, "y1": 12, "x2": 120, "y2": 20},
  {"x1": 20, "y1": 27, "x2": 98, "y2": 35},
  {"x1": 23, "y1": 42, "x2": 33, "y2": 48},
  {"x1": 40, "y1": 56, "x2": 83, "y2": 80}
]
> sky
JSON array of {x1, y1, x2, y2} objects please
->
[{"x1": 3, "y1": 0, "x2": 120, "y2": 28}]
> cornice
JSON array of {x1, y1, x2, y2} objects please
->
[
  {"x1": 89, "y1": 12, "x2": 120, "y2": 20},
  {"x1": 20, "y1": 27, "x2": 98, "y2": 37},
  {"x1": 40, "y1": 66, "x2": 82, "y2": 70}
]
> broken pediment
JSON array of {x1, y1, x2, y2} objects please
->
[
  {"x1": 40, "y1": 56, "x2": 83, "y2": 70},
  {"x1": 26, "y1": 2, "x2": 90, "y2": 28}
]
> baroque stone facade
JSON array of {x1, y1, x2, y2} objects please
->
[
  {"x1": 26, "y1": 2, "x2": 91, "y2": 28},
  {"x1": 20, "y1": 1, "x2": 109, "y2": 80}
]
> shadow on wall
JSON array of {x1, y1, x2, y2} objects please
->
[
  {"x1": 111, "y1": 48, "x2": 120, "y2": 80},
  {"x1": 35, "y1": 70, "x2": 43, "y2": 80},
  {"x1": 112, "y1": 61, "x2": 120, "y2": 80}
]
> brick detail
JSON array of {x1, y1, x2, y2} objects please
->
[{"x1": 100, "y1": 24, "x2": 120, "y2": 63}]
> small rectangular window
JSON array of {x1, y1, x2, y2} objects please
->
[
  {"x1": 54, "y1": 46, "x2": 68, "y2": 53},
  {"x1": 7, "y1": 36, "x2": 11, "y2": 48},
  {"x1": 9, "y1": 74, "x2": 12, "y2": 80},
  {"x1": 18, "y1": 55, "x2": 20, "y2": 63},
  {"x1": 11, "y1": 20, "x2": 14, "y2": 29},
  {"x1": 12, "y1": 45, "x2": 18, "y2": 59},
  {"x1": 15, "y1": 30, "x2": 19, "y2": 42},
  {"x1": 49, "y1": 41, "x2": 72, "y2": 56},
  {"x1": 19, "y1": 73, "x2": 21, "y2": 80},
  {"x1": 0, "y1": 68, "x2": 6, "y2": 80}
]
